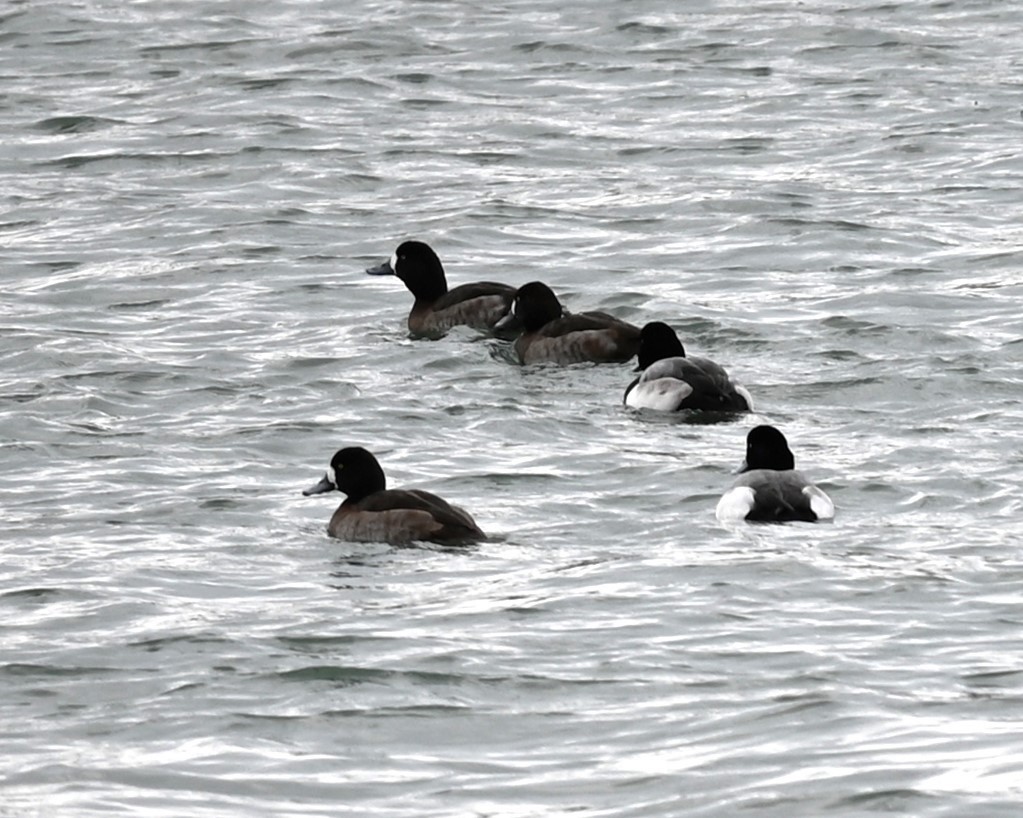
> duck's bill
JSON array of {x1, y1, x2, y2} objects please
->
[
  {"x1": 735, "y1": 459, "x2": 749, "y2": 474},
  {"x1": 365, "y1": 259, "x2": 395, "y2": 276},
  {"x1": 302, "y1": 475, "x2": 335, "y2": 496}
]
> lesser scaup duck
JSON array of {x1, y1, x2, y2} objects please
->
[
  {"x1": 495, "y1": 281, "x2": 641, "y2": 365},
  {"x1": 716, "y1": 425, "x2": 835, "y2": 523},
  {"x1": 303, "y1": 446, "x2": 487, "y2": 545},
  {"x1": 624, "y1": 322, "x2": 753, "y2": 412},
  {"x1": 366, "y1": 240, "x2": 516, "y2": 338}
]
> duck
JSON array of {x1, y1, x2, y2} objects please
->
[
  {"x1": 716, "y1": 425, "x2": 835, "y2": 523},
  {"x1": 366, "y1": 240, "x2": 517, "y2": 338},
  {"x1": 302, "y1": 446, "x2": 487, "y2": 545},
  {"x1": 495, "y1": 281, "x2": 641, "y2": 365},
  {"x1": 623, "y1": 322, "x2": 753, "y2": 412}
]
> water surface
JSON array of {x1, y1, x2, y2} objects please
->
[{"x1": 2, "y1": 1, "x2": 1022, "y2": 815}]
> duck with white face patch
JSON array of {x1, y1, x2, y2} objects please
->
[
  {"x1": 366, "y1": 240, "x2": 519, "y2": 339},
  {"x1": 303, "y1": 446, "x2": 487, "y2": 546}
]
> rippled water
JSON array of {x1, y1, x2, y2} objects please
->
[{"x1": 3, "y1": 1, "x2": 1023, "y2": 815}]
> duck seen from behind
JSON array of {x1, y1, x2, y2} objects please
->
[
  {"x1": 624, "y1": 322, "x2": 753, "y2": 412},
  {"x1": 716, "y1": 425, "x2": 834, "y2": 523},
  {"x1": 366, "y1": 240, "x2": 516, "y2": 338},
  {"x1": 303, "y1": 446, "x2": 487, "y2": 545},
  {"x1": 496, "y1": 280, "x2": 641, "y2": 365}
]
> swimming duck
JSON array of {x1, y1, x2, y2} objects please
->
[
  {"x1": 716, "y1": 425, "x2": 834, "y2": 523},
  {"x1": 303, "y1": 446, "x2": 487, "y2": 545},
  {"x1": 366, "y1": 240, "x2": 516, "y2": 338},
  {"x1": 624, "y1": 322, "x2": 753, "y2": 412},
  {"x1": 495, "y1": 281, "x2": 641, "y2": 365}
]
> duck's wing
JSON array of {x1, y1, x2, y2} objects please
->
[
  {"x1": 638, "y1": 356, "x2": 751, "y2": 411},
  {"x1": 624, "y1": 371, "x2": 694, "y2": 410},
  {"x1": 578, "y1": 310, "x2": 638, "y2": 329},
  {"x1": 358, "y1": 489, "x2": 485, "y2": 542},
  {"x1": 534, "y1": 310, "x2": 635, "y2": 337},
  {"x1": 721, "y1": 470, "x2": 826, "y2": 522},
  {"x1": 433, "y1": 281, "x2": 516, "y2": 310},
  {"x1": 418, "y1": 283, "x2": 517, "y2": 333}
]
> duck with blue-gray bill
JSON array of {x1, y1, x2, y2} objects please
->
[
  {"x1": 366, "y1": 240, "x2": 517, "y2": 338},
  {"x1": 303, "y1": 446, "x2": 487, "y2": 545}
]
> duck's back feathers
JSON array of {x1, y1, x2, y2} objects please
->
[
  {"x1": 434, "y1": 282, "x2": 516, "y2": 310},
  {"x1": 625, "y1": 355, "x2": 753, "y2": 412},
  {"x1": 360, "y1": 489, "x2": 484, "y2": 534},
  {"x1": 515, "y1": 313, "x2": 640, "y2": 364},
  {"x1": 537, "y1": 311, "x2": 635, "y2": 337},
  {"x1": 625, "y1": 322, "x2": 752, "y2": 412},
  {"x1": 330, "y1": 489, "x2": 486, "y2": 545},
  {"x1": 716, "y1": 469, "x2": 833, "y2": 523},
  {"x1": 305, "y1": 446, "x2": 487, "y2": 545},
  {"x1": 410, "y1": 282, "x2": 515, "y2": 337},
  {"x1": 716, "y1": 426, "x2": 834, "y2": 524},
  {"x1": 501, "y1": 281, "x2": 640, "y2": 364}
]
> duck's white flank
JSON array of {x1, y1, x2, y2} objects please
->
[
  {"x1": 734, "y1": 384, "x2": 755, "y2": 412},
  {"x1": 625, "y1": 378, "x2": 694, "y2": 411},
  {"x1": 715, "y1": 486, "x2": 756, "y2": 522},
  {"x1": 803, "y1": 484, "x2": 835, "y2": 519}
]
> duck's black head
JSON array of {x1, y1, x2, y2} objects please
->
[
  {"x1": 510, "y1": 281, "x2": 564, "y2": 332},
  {"x1": 742, "y1": 425, "x2": 796, "y2": 472},
  {"x1": 303, "y1": 446, "x2": 387, "y2": 502},
  {"x1": 636, "y1": 321, "x2": 686, "y2": 370},
  {"x1": 366, "y1": 240, "x2": 448, "y2": 302}
]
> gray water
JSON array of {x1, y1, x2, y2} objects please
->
[{"x1": 3, "y1": 1, "x2": 1023, "y2": 815}]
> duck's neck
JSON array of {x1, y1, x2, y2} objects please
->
[{"x1": 403, "y1": 265, "x2": 448, "y2": 303}]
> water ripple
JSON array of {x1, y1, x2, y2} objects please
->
[{"x1": 2, "y1": 1, "x2": 1022, "y2": 816}]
